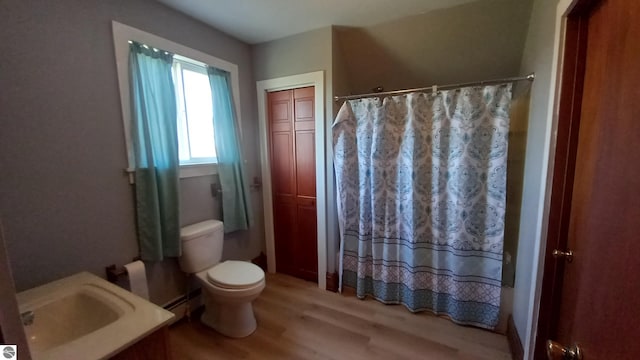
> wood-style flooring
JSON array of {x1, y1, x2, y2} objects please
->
[{"x1": 169, "y1": 273, "x2": 512, "y2": 360}]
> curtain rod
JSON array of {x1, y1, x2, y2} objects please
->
[{"x1": 333, "y1": 73, "x2": 535, "y2": 101}]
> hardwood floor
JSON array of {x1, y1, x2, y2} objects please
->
[{"x1": 169, "y1": 273, "x2": 512, "y2": 360}]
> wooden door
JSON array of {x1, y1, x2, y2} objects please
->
[
  {"x1": 268, "y1": 87, "x2": 318, "y2": 282},
  {"x1": 537, "y1": 0, "x2": 640, "y2": 358}
]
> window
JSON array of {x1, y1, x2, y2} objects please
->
[
  {"x1": 172, "y1": 56, "x2": 217, "y2": 165},
  {"x1": 113, "y1": 21, "x2": 244, "y2": 181}
]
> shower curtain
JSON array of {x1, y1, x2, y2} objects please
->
[{"x1": 333, "y1": 85, "x2": 512, "y2": 329}]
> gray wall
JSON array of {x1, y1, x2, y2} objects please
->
[
  {"x1": 253, "y1": 27, "x2": 333, "y2": 83},
  {"x1": 332, "y1": 26, "x2": 352, "y2": 114},
  {"x1": 0, "y1": 224, "x2": 31, "y2": 359},
  {"x1": 252, "y1": 27, "x2": 341, "y2": 274},
  {"x1": 335, "y1": 0, "x2": 533, "y2": 94},
  {"x1": 503, "y1": 85, "x2": 531, "y2": 286},
  {"x1": 513, "y1": 0, "x2": 559, "y2": 356},
  {"x1": 0, "y1": 0, "x2": 263, "y2": 305},
  {"x1": 330, "y1": 28, "x2": 352, "y2": 272}
]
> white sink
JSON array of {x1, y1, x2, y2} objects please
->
[{"x1": 17, "y1": 272, "x2": 174, "y2": 360}]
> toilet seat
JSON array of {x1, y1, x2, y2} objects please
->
[{"x1": 206, "y1": 260, "x2": 264, "y2": 289}]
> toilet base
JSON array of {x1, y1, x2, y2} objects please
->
[
  {"x1": 200, "y1": 301, "x2": 257, "y2": 338},
  {"x1": 193, "y1": 268, "x2": 265, "y2": 338}
]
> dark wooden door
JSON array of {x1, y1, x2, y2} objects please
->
[
  {"x1": 268, "y1": 87, "x2": 318, "y2": 282},
  {"x1": 538, "y1": 0, "x2": 640, "y2": 358}
]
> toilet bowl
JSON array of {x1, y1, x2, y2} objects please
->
[
  {"x1": 195, "y1": 261, "x2": 265, "y2": 337},
  {"x1": 178, "y1": 220, "x2": 265, "y2": 338}
]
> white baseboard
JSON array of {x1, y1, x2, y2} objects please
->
[{"x1": 162, "y1": 292, "x2": 203, "y2": 324}]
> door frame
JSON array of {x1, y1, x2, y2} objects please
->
[
  {"x1": 515, "y1": 0, "x2": 577, "y2": 358},
  {"x1": 533, "y1": 0, "x2": 598, "y2": 358},
  {"x1": 256, "y1": 71, "x2": 327, "y2": 290}
]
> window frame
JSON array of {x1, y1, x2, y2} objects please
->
[{"x1": 112, "y1": 21, "x2": 243, "y2": 181}]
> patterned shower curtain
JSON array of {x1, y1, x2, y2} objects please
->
[{"x1": 333, "y1": 85, "x2": 512, "y2": 329}]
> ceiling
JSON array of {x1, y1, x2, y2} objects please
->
[{"x1": 157, "y1": 0, "x2": 478, "y2": 44}]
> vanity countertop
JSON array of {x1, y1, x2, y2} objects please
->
[{"x1": 16, "y1": 271, "x2": 174, "y2": 360}]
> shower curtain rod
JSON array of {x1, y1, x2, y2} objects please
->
[{"x1": 333, "y1": 73, "x2": 535, "y2": 101}]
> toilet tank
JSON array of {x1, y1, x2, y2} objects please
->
[{"x1": 178, "y1": 220, "x2": 224, "y2": 274}]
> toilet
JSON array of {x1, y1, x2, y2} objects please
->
[{"x1": 178, "y1": 220, "x2": 265, "y2": 338}]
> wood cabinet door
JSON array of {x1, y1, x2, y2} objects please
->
[{"x1": 268, "y1": 87, "x2": 317, "y2": 282}]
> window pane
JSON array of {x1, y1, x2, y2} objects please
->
[
  {"x1": 182, "y1": 68, "x2": 217, "y2": 159},
  {"x1": 172, "y1": 63, "x2": 191, "y2": 162}
]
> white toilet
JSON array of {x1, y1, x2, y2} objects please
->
[{"x1": 178, "y1": 220, "x2": 265, "y2": 338}]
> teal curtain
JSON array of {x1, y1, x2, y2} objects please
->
[
  {"x1": 207, "y1": 67, "x2": 252, "y2": 232},
  {"x1": 129, "y1": 42, "x2": 180, "y2": 261}
]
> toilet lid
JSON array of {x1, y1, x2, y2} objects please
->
[{"x1": 206, "y1": 260, "x2": 265, "y2": 289}]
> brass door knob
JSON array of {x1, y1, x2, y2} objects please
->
[
  {"x1": 547, "y1": 340, "x2": 583, "y2": 360},
  {"x1": 552, "y1": 249, "x2": 574, "y2": 263}
]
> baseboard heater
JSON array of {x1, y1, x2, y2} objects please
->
[{"x1": 162, "y1": 288, "x2": 203, "y2": 324}]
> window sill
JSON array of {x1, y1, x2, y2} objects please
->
[{"x1": 179, "y1": 163, "x2": 217, "y2": 179}]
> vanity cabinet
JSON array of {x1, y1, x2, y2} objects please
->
[{"x1": 110, "y1": 326, "x2": 172, "y2": 360}]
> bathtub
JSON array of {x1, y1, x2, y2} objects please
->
[{"x1": 16, "y1": 272, "x2": 174, "y2": 360}]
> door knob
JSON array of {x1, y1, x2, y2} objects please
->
[
  {"x1": 552, "y1": 249, "x2": 574, "y2": 263},
  {"x1": 547, "y1": 340, "x2": 583, "y2": 360}
]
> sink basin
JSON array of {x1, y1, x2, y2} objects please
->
[
  {"x1": 24, "y1": 284, "x2": 130, "y2": 353},
  {"x1": 17, "y1": 272, "x2": 174, "y2": 360}
]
